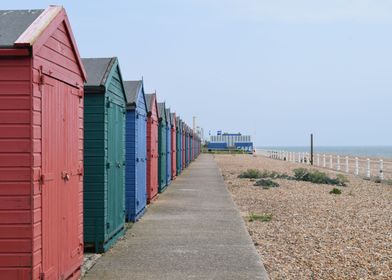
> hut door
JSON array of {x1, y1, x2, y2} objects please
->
[
  {"x1": 41, "y1": 76, "x2": 82, "y2": 279},
  {"x1": 107, "y1": 100, "x2": 124, "y2": 234}
]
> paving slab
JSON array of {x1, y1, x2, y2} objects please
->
[{"x1": 83, "y1": 154, "x2": 269, "y2": 280}]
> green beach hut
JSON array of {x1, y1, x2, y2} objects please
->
[
  {"x1": 82, "y1": 57, "x2": 126, "y2": 253},
  {"x1": 158, "y1": 102, "x2": 167, "y2": 192}
]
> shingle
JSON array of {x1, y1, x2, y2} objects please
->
[
  {"x1": 166, "y1": 108, "x2": 171, "y2": 126},
  {"x1": 158, "y1": 102, "x2": 166, "y2": 121},
  {"x1": 0, "y1": 9, "x2": 44, "y2": 47},
  {"x1": 82, "y1": 57, "x2": 115, "y2": 86},
  {"x1": 145, "y1": 93, "x2": 155, "y2": 113},
  {"x1": 124, "y1": 81, "x2": 142, "y2": 105}
]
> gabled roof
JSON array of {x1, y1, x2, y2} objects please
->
[
  {"x1": 0, "y1": 6, "x2": 87, "y2": 82},
  {"x1": 171, "y1": 113, "x2": 176, "y2": 126},
  {"x1": 176, "y1": 116, "x2": 181, "y2": 127},
  {"x1": 145, "y1": 93, "x2": 160, "y2": 118},
  {"x1": 158, "y1": 102, "x2": 167, "y2": 122},
  {"x1": 124, "y1": 80, "x2": 141, "y2": 105},
  {"x1": 0, "y1": 9, "x2": 44, "y2": 47},
  {"x1": 166, "y1": 108, "x2": 171, "y2": 126},
  {"x1": 82, "y1": 57, "x2": 116, "y2": 87},
  {"x1": 145, "y1": 94, "x2": 153, "y2": 111}
]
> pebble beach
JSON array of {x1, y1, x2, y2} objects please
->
[{"x1": 214, "y1": 154, "x2": 392, "y2": 280}]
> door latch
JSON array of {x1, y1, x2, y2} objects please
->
[{"x1": 61, "y1": 171, "x2": 70, "y2": 181}]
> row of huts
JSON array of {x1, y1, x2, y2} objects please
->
[{"x1": 0, "y1": 6, "x2": 201, "y2": 280}]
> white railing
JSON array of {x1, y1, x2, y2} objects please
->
[{"x1": 260, "y1": 149, "x2": 392, "y2": 180}]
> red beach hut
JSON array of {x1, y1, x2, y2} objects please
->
[
  {"x1": 145, "y1": 93, "x2": 159, "y2": 203},
  {"x1": 182, "y1": 123, "x2": 186, "y2": 169},
  {"x1": 0, "y1": 6, "x2": 86, "y2": 279},
  {"x1": 170, "y1": 113, "x2": 177, "y2": 180}
]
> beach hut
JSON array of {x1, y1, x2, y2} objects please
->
[
  {"x1": 145, "y1": 93, "x2": 159, "y2": 203},
  {"x1": 171, "y1": 113, "x2": 177, "y2": 180},
  {"x1": 158, "y1": 102, "x2": 167, "y2": 192},
  {"x1": 124, "y1": 80, "x2": 148, "y2": 222},
  {"x1": 190, "y1": 129, "x2": 193, "y2": 162},
  {"x1": 182, "y1": 122, "x2": 186, "y2": 170},
  {"x1": 185, "y1": 125, "x2": 190, "y2": 167},
  {"x1": 165, "y1": 108, "x2": 172, "y2": 185},
  {"x1": 176, "y1": 117, "x2": 182, "y2": 175},
  {"x1": 0, "y1": 6, "x2": 86, "y2": 279},
  {"x1": 82, "y1": 57, "x2": 126, "y2": 252}
]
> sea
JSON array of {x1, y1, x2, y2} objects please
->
[{"x1": 256, "y1": 146, "x2": 392, "y2": 159}]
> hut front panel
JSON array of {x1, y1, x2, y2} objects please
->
[
  {"x1": 158, "y1": 121, "x2": 166, "y2": 192},
  {"x1": 32, "y1": 20, "x2": 84, "y2": 279},
  {"x1": 106, "y1": 78, "x2": 125, "y2": 237},
  {"x1": 146, "y1": 104, "x2": 158, "y2": 202},
  {"x1": 171, "y1": 124, "x2": 176, "y2": 179},
  {"x1": 0, "y1": 56, "x2": 33, "y2": 279},
  {"x1": 165, "y1": 124, "x2": 171, "y2": 185},
  {"x1": 176, "y1": 124, "x2": 181, "y2": 175},
  {"x1": 136, "y1": 96, "x2": 147, "y2": 217},
  {"x1": 182, "y1": 129, "x2": 185, "y2": 170},
  {"x1": 125, "y1": 105, "x2": 146, "y2": 220}
]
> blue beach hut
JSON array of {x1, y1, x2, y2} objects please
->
[
  {"x1": 166, "y1": 108, "x2": 172, "y2": 186},
  {"x1": 124, "y1": 80, "x2": 148, "y2": 222}
]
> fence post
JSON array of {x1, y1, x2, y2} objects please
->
[
  {"x1": 330, "y1": 155, "x2": 333, "y2": 169},
  {"x1": 379, "y1": 159, "x2": 384, "y2": 180},
  {"x1": 345, "y1": 156, "x2": 349, "y2": 173},
  {"x1": 317, "y1": 154, "x2": 320, "y2": 166},
  {"x1": 336, "y1": 155, "x2": 340, "y2": 171},
  {"x1": 323, "y1": 154, "x2": 326, "y2": 168},
  {"x1": 355, "y1": 157, "x2": 359, "y2": 175},
  {"x1": 366, "y1": 158, "x2": 371, "y2": 178}
]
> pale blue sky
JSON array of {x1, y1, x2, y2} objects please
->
[{"x1": 5, "y1": 1, "x2": 392, "y2": 146}]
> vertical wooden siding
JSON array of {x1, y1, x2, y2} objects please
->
[
  {"x1": 158, "y1": 120, "x2": 167, "y2": 192},
  {"x1": 146, "y1": 99, "x2": 159, "y2": 203},
  {"x1": 32, "y1": 20, "x2": 84, "y2": 279},
  {"x1": 104, "y1": 66, "x2": 125, "y2": 244},
  {"x1": 165, "y1": 123, "x2": 171, "y2": 185},
  {"x1": 171, "y1": 119, "x2": 176, "y2": 179}
]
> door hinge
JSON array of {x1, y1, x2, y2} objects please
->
[
  {"x1": 77, "y1": 166, "x2": 84, "y2": 176},
  {"x1": 39, "y1": 172, "x2": 54, "y2": 185},
  {"x1": 38, "y1": 66, "x2": 45, "y2": 85},
  {"x1": 106, "y1": 100, "x2": 112, "y2": 108}
]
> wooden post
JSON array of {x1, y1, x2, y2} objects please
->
[
  {"x1": 323, "y1": 154, "x2": 326, "y2": 168},
  {"x1": 330, "y1": 155, "x2": 333, "y2": 169},
  {"x1": 317, "y1": 154, "x2": 320, "y2": 166},
  {"x1": 310, "y1": 133, "x2": 314, "y2": 165},
  {"x1": 366, "y1": 158, "x2": 371, "y2": 178},
  {"x1": 345, "y1": 156, "x2": 349, "y2": 173},
  {"x1": 355, "y1": 157, "x2": 359, "y2": 175},
  {"x1": 379, "y1": 159, "x2": 384, "y2": 180}
]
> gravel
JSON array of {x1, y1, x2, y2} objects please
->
[{"x1": 214, "y1": 154, "x2": 392, "y2": 280}]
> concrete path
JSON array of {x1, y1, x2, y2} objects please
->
[{"x1": 84, "y1": 154, "x2": 269, "y2": 280}]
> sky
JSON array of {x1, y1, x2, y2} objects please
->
[{"x1": 4, "y1": 0, "x2": 392, "y2": 146}]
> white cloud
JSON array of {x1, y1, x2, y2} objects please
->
[{"x1": 199, "y1": 0, "x2": 392, "y2": 23}]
